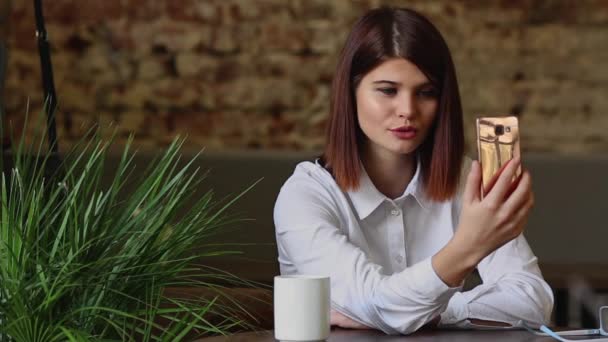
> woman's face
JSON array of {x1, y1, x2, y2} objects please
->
[{"x1": 355, "y1": 58, "x2": 439, "y2": 160}]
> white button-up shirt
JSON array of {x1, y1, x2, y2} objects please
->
[{"x1": 273, "y1": 158, "x2": 554, "y2": 335}]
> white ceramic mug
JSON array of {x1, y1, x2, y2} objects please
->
[{"x1": 274, "y1": 275, "x2": 331, "y2": 341}]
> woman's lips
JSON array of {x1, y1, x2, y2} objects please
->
[{"x1": 389, "y1": 126, "x2": 417, "y2": 139}]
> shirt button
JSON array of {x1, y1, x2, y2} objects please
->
[
  {"x1": 395, "y1": 255, "x2": 404, "y2": 263},
  {"x1": 390, "y1": 209, "x2": 401, "y2": 216}
]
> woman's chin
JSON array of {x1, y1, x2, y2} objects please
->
[
  {"x1": 388, "y1": 145, "x2": 418, "y2": 156},
  {"x1": 391, "y1": 141, "x2": 420, "y2": 154}
]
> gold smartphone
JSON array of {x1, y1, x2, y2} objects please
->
[{"x1": 476, "y1": 116, "x2": 522, "y2": 198}]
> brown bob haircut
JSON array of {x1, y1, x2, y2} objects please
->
[{"x1": 322, "y1": 7, "x2": 464, "y2": 202}]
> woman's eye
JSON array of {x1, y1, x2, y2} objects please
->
[
  {"x1": 377, "y1": 88, "x2": 397, "y2": 95},
  {"x1": 418, "y1": 88, "x2": 438, "y2": 98}
]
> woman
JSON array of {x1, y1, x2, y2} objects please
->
[{"x1": 273, "y1": 7, "x2": 553, "y2": 335}]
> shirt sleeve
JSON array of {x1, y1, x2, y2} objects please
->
[
  {"x1": 440, "y1": 156, "x2": 554, "y2": 327},
  {"x1": 274, "y1": 176, "x2": 461, "y2": 335},
  {"x1": 439, "y1": 234, "x2": 554, "y2": 327}
]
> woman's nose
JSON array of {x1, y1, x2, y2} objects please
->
[{"x1": 396, "y1": 93, "x2": 416, "y2": 118}]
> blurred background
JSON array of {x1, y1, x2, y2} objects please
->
[
  {"x1": 3, "y1": 0, "x2": 608, "y2": 153},
  {"x1": 2, "y1": 0, "x2": 608, "y2": 330}
]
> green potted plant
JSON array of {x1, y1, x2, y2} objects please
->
[{"x1": 0, "y1": 114, "x2": 263, "y2": 341}]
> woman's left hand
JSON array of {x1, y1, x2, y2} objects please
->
[
  {"x1": 469, "y1": 319, "x2": 511, "y2": 327},
  {"x1": 330, "y1": 309, "x2": 372, "y2": 329}
]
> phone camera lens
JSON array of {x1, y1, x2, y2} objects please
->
[{"x1": 495, "y1": 125, "x2": 505, "y2": 136}]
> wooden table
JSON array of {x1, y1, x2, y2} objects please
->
[{"x1": 198, "y1": 328, "x2": 608, "y2": 341}]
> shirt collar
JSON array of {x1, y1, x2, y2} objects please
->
[
  {"x1": 403, "y1": 157, "x2": 431, "y2": 211},
  {"x1": 347, "y1": 157, "x2": 430, "y2": 220}
]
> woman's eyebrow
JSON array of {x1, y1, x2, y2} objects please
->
[
  {"x1": 372, "y1": 80, "x2": 433, "y2": 88},
  {"x1": 372, "y1": 80, "x2": 400, "y2": 85}
]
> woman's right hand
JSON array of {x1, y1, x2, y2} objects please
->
[
  {"x1": 432, "y1": 156, "x2": 535, "y2": 286},
  {"x1": 330, "y1": 309, "x2": 373, "y2": 329}
]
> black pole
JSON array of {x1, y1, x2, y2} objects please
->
[
  {"x1": 1, "y1": 1, "x2": 11, "y2": 155},
  {"x1": 34, "y1": 0, "x2": 58, "y2": 153}
]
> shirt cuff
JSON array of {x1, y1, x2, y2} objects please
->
[{"x1": 439, "y1": 291, "x2": 470, "y2": 325}]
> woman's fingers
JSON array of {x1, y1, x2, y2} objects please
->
[
  {"x1": 504, "y1": 192, "x2": 534, "y2": 238},
  {"x1": 484, "y1": 157, "x2": 521, "y2": 205},
  {"x1": 330, "y1": 309, "x2": 371, "y2": 329},
  {"x1": 504, "y1": 170, "x2": 533, "y2": 213},
  {"x1": 463, "y1": 160, "x2": 482, "y2": 204}
]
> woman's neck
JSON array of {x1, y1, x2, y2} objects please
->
[{"x1": 361, "y1": 145, "x2": 417, "y2": 200}]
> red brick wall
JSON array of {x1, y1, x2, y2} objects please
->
[{"x1": 4, "y1": 1, "x2": 608, "y2": 153}]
